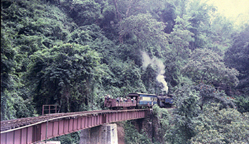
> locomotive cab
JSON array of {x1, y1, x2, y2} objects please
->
[{"x1": 157, "y1": 94, "x2": 173, "y2": 108}]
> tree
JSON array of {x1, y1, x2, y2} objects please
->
[
  {"x1": 125, "y1": 121, "x2": 151, "y2": 144},
  {"x1": 102, "y1": 59, "x2": 146, "y2": 97},
  {"x1": 191, "y1": 104, "x2": 249, "y2": 143},
  {"x1": 225, "y1": 24, "x2": 249, "y2": 90},
  {"x1": 152, "y1": 104, "x2": 170, "y2": 143},
  {"x1": 141, "y1": 64, "x2": 158, "y2": 93},
  {"x1": 1, "y1": 30, "x2": 16, "y2": 91},
  {"x1": 165, "y1": 83, "x2": 236, "y2": 143},
  {"x1": 165, "y1": 85, "x2": 200, "y2": 144},
  {"x1": 235, "y1": 95, "x2": 249, "y2": 113},
  {"x1": 1, "y1": 31, "x2": 19, "y2": 120},
  {"x1": 164, "y1": 15, "x2": 194, "y2": 87},
  {"x1": 1, "y1": 25, "x2": 35, "y2": 120},
  {"x1": 27, "y1": 43, "x2": 102, "y2": 113},
  {"x1": 64, "y1": 0, "x2": 104, "y2": 26},
  {"x1": 68, "y1": 24, "x2": 117, "y2": 65},
  {"x1": 207, "y1": 15, "x2": 234, "y2": 54},
  {"x1": 186, "y1": 0, "x2": 215, "y2": 50},
  {"x1": 182, "y1": 48, "x2": 239, "y2": 88},
  {"x1": 119, "y1": 13, "x2": 169, "y2": 56},
  {"x1": 194, "y1": 84, "x2": 236, "y2": 110}
]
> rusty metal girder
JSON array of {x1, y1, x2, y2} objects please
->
[{"x1": 0, "y1": 109, "x2": 149, "y2": 144}]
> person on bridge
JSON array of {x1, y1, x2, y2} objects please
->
[
  {"x1": 132, "y1": 97, "x2": 136, "y2": 103},
  {"x1": 106, "y1": 94, "x2": 111, "y2": 100}
]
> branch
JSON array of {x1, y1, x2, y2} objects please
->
[{"x1": 125, "y1": 0, "x2": 133, "y2": 17}]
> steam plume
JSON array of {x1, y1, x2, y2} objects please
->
[{"x1": 141, "y1": 51, "x2": 168, "y2": 93}]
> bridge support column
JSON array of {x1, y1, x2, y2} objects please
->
[
  {"x1": 80, "y1": 124, "x2": 118, "y2": 144},
  {"x1": 80, "y1": 129, "x2": 90, "y2": 144}
]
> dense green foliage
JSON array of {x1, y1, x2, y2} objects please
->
[
  {"x1": 125, "y1": 121, "x2": 151, "y2": 144},
  {"x1": 191, "y1": 104, "x2": 249, "y2": 143},
  {"x1": 50, "y1": 131, "x2": 80, "y2": 144},
  {"x1": 27, "y1": 43, "x2": 102, "y2": 113},
  {"x1": 1, "y1": 0, "x2": 249, "y2": 143}
]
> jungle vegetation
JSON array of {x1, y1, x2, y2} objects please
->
[{"x1": 1, "y1": 0, "x2": 249, "y2": 143}]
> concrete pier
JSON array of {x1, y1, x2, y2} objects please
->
[{"x1": 80, "y1": 124, "x2": 118, "y2": 144}]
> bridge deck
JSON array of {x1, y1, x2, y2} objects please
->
[{"x1": 1, "y1": 109, "x2": 150, "y2": 144}]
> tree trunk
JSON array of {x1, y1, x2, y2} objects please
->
[
  {"x1": 113, "y1": 0, "x2": 122, "y2": 21},
  {"x1": 64, "y1": 86, "x2": 70, "y2": 112}
]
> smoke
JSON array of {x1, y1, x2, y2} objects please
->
[{"x1": 141, "y1": 51, "x2": 168, "y2": 93}]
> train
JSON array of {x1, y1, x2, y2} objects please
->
[{"x1": 104, "y1": 92, "x2": 173, "y2": 109}]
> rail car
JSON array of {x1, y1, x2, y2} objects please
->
[
  {"x1": 157, "y1": 94, "x2": 174, "y2": 108},
  {"x1": 104, "y1": 92, "x2": 173, "y2": 109}
]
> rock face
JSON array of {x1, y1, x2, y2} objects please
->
[
  {"x1": 80, "y1": 124, "x2": 118, "y2": 144},
  {"x1": 130, "y1": 111, "x2": 166, "y2": 143}
]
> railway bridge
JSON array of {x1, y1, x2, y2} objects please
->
[{"x1": 0, "y1": 109, "x2": 150, "y2": 144}]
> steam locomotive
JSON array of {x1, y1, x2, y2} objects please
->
[{"x1": 104, "y1": 92, "x2": 173, "y2": 109}]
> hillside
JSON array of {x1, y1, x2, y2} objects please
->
[{"x1": 1, "y1": 0, "x2": 249, "y2": 143}]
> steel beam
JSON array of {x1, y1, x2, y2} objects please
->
[{"x1": 0, "y1": 109, "x2": 149, "y2": 144}]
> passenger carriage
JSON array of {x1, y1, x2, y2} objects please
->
[
  {"x1": 127, "y1": 93, "x2": 157, "y2": 108},
  {"x1": 104, "y1": 96, "x2": 137, "y2": 109}
]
